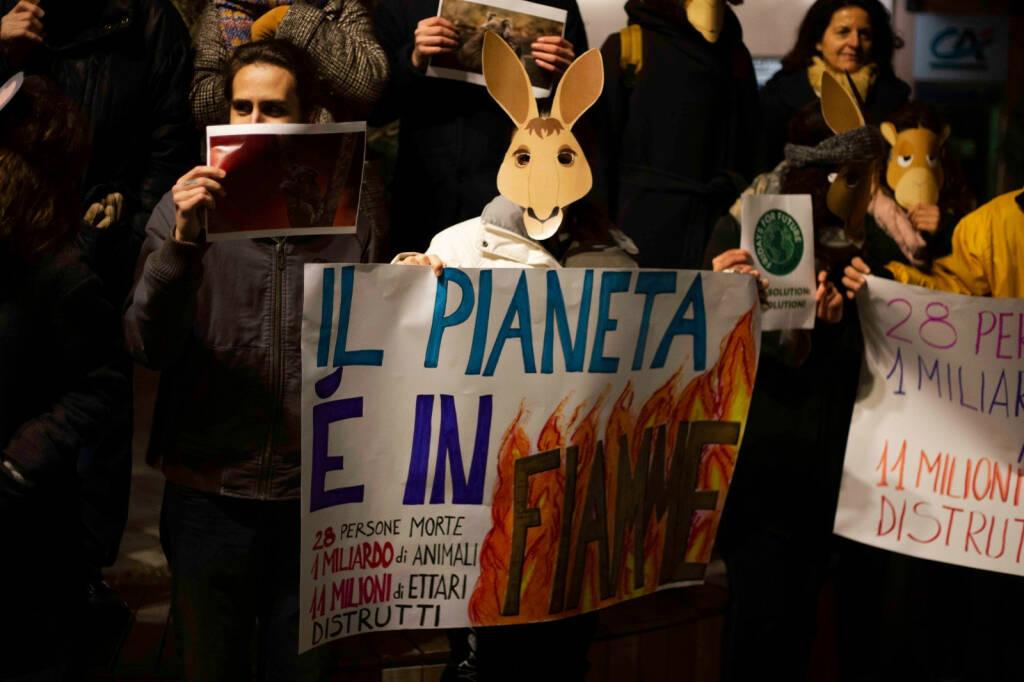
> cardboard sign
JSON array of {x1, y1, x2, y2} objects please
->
[
  {"x1": 835, "y1": 277, "x2": 1024, "y2": 575},
  {"x1": 299, "y1": 265, "x2": 761, "y2": 651},
  {"x1": 427, "y1": 0, "x2": 567, "y2": 97},
  {"x1": 740, "y1": 194, "x2": 816, "y2": 330},
  {"x1": 204, "y1": 122, "x2": 365, "y2": 241}
]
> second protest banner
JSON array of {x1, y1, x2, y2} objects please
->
[
  {"x1": 299, "y1": 265, "x2": 761, "y2": 651},
  {"x1": 835, "y1": 276, "x2": 1024, "y2": 574}
]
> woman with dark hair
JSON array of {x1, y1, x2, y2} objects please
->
[
  {"x1": 756, "y1": 0, "x2": 909, "y2": 173},
  {"x1": 0, "y1": 74, "x2": 127, "y2": 678}
]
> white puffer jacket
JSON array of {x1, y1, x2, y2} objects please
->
[{"x1": 395, "y1": 196, "x2": 638, "y2": 269}]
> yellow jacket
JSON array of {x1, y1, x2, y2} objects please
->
[{"x1": 885, "y1": 190, "x2": 1023, "y2": 298}]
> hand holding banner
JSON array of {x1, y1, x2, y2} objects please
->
[
  {"x1": 835, "y1": 277, "x2": 1024, "y2": 575},
  {"x1": 299, "y1": 265, "x2": 761, "y2": 650}
]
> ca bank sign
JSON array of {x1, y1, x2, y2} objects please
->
[{"x1": 913, "y1": 13, "x2": 1008, "y2": 83}]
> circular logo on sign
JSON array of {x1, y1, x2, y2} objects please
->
[{"x1": 753, "y1": 209, "x2": 803, "y2": 276}]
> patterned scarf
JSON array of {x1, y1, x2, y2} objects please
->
[{"x1": 216, "y1": 0, "x2": 295, "y2": 50}]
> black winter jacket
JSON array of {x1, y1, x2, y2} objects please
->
[
  {"x1": 593, "y1": 2, "x2": 758, "y2": 270},
  {"x1": 124, "y1": 192, "x2": 376, "y2": 500},
  {"x1": 0, "y1": 0, "x2": 196, "y2": 302},
  {"x1": 0, "y1": 245, "x2": 127, "y2": 493},
  {"x1": 371, "y1": 0, "x2": 588, "y2": 255}
]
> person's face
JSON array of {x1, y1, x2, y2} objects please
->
[
  {"x1": 816, "y1": 6, "x2": 873, "y2": 72},
  {"x1": 229, "y1": 63, "x2": 301, "y2": 124}
]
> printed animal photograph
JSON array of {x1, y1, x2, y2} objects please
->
[
  {"x1": 428, "y1": 0, "x2": 567, "y2": 94},
  {"x1": 205, "y1": 123, "x2": 365, "y2": 241}
]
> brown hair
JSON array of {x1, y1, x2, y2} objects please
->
[
  {"x1": 0, "y1": 76, "x2": 91, "y2": 261},
  {"x1": 222, "y1": 39, "x2": 319, "y2": 121},
  {"x1": 781, "y1": 0, "x2": 903, "y2": 75}
]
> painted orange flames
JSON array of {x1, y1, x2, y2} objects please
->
[{"x1": 468, "y1": 308, "x2": 758, "y2": 625}]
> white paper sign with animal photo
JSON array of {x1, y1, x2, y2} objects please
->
[
  {"x1": 740, "y1": 194, "x2": 816, "y2": 331},
  {"x1": 427, "y1": 0, "x2": 567, "y2": 97},
  {"x1": 204, "y1": 122, "x2": 366, "y2": 242}
]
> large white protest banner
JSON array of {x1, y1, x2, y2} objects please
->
[
  {"x1": 835, "y1": 277, "x2": 1024, "y2": 574},
  {"x1": 299, "y1": 265, "x2": 760, "y2": 651}
]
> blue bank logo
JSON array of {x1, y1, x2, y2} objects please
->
[{"x1": 930, "y1": 26, "x2": 994, "y2": 71}]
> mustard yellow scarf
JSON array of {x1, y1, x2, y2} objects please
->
[{"x1": 807, "y1": 56, "x2": 877, "y2": 104}]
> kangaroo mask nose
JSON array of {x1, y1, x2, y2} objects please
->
[{"x1": 527, "y1": 206, "x2": 560, "y2": 223}]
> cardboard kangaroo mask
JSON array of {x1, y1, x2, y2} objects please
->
[
  {"x1": 482, "y1": 31, "x2": 603, "y2": 240},
  {"x1": 820, "y1": 71, "x2": 876, "y2": 244}
]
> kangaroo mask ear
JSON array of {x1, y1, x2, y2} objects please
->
[
  {"x1": 550, "y1": 48, "x2": 603, "y2": 129},
  {"x1": 483, "y1": 31, "x2": 537, "y2": 127},
  {"x1": 821, "y1": 71, "x2": 865, "y2": 135}
]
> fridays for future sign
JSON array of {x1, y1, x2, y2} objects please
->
[{"x1": 299, "y1": 264, "x2": 760, "y2": 650}]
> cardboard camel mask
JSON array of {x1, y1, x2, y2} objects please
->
[
  {"x1": 482, "y1": 31, "x2": 603, "y2": 240},
  {"x1": 880, "y1": 121, "x2": 949, "y2": 209}
]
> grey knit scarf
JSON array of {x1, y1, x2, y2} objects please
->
[{"x1": 783, "y1": 125, "x2": 887, "y2": 167}]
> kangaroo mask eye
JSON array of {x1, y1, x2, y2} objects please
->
[
  {"x1": 514, "y1": 150, "x2": 531, "y2": 167},
  {"x1": 557, "y1": 149, "x2": 576, "y2": 166}
]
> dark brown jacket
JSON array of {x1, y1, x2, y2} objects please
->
[{"x1": 124, "y1": 191, "x2": 374, "y2": 499}]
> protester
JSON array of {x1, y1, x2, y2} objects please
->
[
  {"x1": 189, "y1": 0, "x2": 389, "y2": 258},
  {"x1": 124, "y1": 39, "x2": 378, "y2": 680},
  {"x1": 0, "y1": 74, "x2": 128, "y2": 680},
  {"x1": 0, "y1": 0, "x2": 196, "y2": 621},
  {"x1": 592, "y1": 0, "x2": 758, "y2": 269},
  {"x1": 843, "y1": 188, "x2": 1024, "y2": 298},
  {"x1": 708, "y1": 79, "x2": 885, "y2": 681},
  {"x1": 857, "y1": 101, "x2": 974, "y2": 273},
  {"x1": 756, "y1": 0, "x2": 909, "y2": 174},
  {"x1": 372, "y1": 0, "x2": 587, "y2": 254},
  {"x1": 394, "y1": 34, "x2": 618, "y2": 681},
  {"x1": 0, "y1": 0, "x2": 195, "y2": 298}
]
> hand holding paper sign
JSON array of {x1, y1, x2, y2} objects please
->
[
  {"x1": 0, "y1": 1, "x2": 43, "y2": 64},
  {"x1": 841, "y1": 256, "x2": 871, "y2": 299},
  {"x1": 412, "y1": 16, "x2": 459, "y2": 69},
  {"x1": 530, "y1": 35, "x2": 574, "y2": 73},
  {"x1": 172, "y1": 166, "x2": 226, "y2": 243},
  {"x1": 815, "y1": 269, "x2": 843, "y2": 323}
]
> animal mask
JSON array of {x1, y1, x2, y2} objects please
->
[
  {"x1": 820, "y1": 72, "x2": 874, "y2": 244},
  {"x1": 685, "y1": 0, "x2": 725, "y2": 43},
  {"x1": 483, "y1": 31, "x2": 603, "y2": 240},
  {"x1": 880, "y1": 121, "x2": 949, "y2": 209}
]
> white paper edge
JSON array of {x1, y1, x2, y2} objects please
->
[
  {"x1": 203, "y1": 122, "x2": 367, "y2": 241},
  {"x1": 206, "y1": 225, "x2": 357, "y2": 242},
  {"x1": 206, "y1": 121, "x2": 367, "y2": 138}
]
